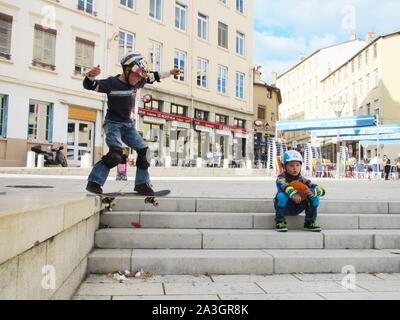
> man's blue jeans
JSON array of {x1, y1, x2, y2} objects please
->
[
  {"x1": 274, "y1": 191, "x2": 320, "y2": 223},
  {"x1": 88, "y1": 120, "x2": 149, "y2": 187}
]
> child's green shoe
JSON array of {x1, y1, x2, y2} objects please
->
[
  {"x1": 304, "y1": 221, "x2": 322, "y2": 232},
  {"x1": 276, "y1": 221, "x2": 288, "y2": 232}
]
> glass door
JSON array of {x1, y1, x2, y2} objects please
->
[{"x1": 67, "y1": 120, "x2": 94, "y2": 166}]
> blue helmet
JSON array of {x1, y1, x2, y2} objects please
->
[{"x1": 282, "y1": 150, "x2": 303, "y2": 165}]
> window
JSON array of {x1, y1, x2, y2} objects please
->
[
  {"x1": 351, "y1": 60, "x2": 355, "y2": 73},
  {"x1": 258, "y1": 106, "x2": 265, "y2": 120},
  {"x1": 0, "y1": 13, "x2": 13, "y2": 60},
  {"x1": 366, "y1": 73, "x2": 370, "y2": 92},
  {"x1": 149, "y1": 0, "x2": 163, "y2": 21},
  {"x1": 367, "y1": 103, "x2": 371, "y2": 115},
  {"x1": 118, "y1": 31, "x2": 134, "y2": 61},
  {"x1": 149, "y1": 40, "x2": 162, "y2": 72},
  {"x1": 217, "y1": 65, "x2": 227, "y2": 95},
  {"x1": 218, "y1": 22, "x2": 228, "y2": 49},
  {"x1": 236, "y1": 0, "x2": 244, "y2": 13},
  {"x1": 0, "y1": 95, "x2": 8, "y2": 138},
  {"x1": 173, "y1": 50, "x2": 186, "y2": 82},
  {"x1": 374, "y1": 69, "x2": 379, "y2": 88},
  {"x1": 32, "y1": 24, "x2": 57, "y2": 70},
  {"x1": 120, "y1": 0, "x2": 135, "y2": 10},
  {"x1": 28, "y1": 100, "x2": 53, "y2": 142},
  {"x1": 236, "y1": 31, "x2": 245, "y2": 56},
  {"x1": 271, "y1": 112, "x2": 275, "y2": 122},
  {"x1": 373, "y1": 44, "x2": 378, "y2": 58},
  {"x1": 268, "y1": 88, "x2": 275, "y2": 99},
  {"x1": 197, "y1": 13, "x2": 208, "y2": 40},
  {"x1": 359, "y1": 78, "x2": 363, "y2": 96},
  {"x1": 78, "y1": 0, "x2": 95, "y2": 15},
  {"x1": 216, "y1": 114, "x2": 228, "y2": 124},
  {"x1": 234, "y1": 118, "x2": 245, "y2": 128},
  {"x1": 358, "y1": 54, "x2": 362, "y2": 70},
  {"x1": 236, "y1": 72, "x2": 244, "y2": 99},
  {"x1": 195, "y1": 109, "x2": 209, "y2": 121},
  {"x1": 144, "y1": 99, "x2": 162, "y2": 111},
  {"x1": 175, "y1": 3, "x2": 187, "y2": 31},
  {"x1": 75, "y1": 38, "x2": 95, "y2": 76},
  {"x1": 197, "y1": 58, "x2": 208, "y2": 88},
  {"x1": 170, "y1": 104, "x2": 187, "y2": 116},
  {"x1": 365, "y1": 48, "x2": 370, "y2": 65}
]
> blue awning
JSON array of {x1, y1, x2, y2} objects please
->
[
  {"x1": 360, "y1": 139, "x2": 400, "y2": 146},
  {"x1": 311, "y1": 124, "x2": 400, "y2": 138},
  {"x1": 277, "y1": 116, "x2": 376, "y2": 132},
  {"x1": 340, "y1": 133, "x2": 400, "y2": 141}
]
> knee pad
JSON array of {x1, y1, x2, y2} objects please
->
[
  {"x1": 308, "y1": 196, "x2": 320, "y2": 208},
  {"x1": 276, "y1": 192, "x2": 289, "y2": 208},
  {"x1": 136, "y1": 147, "x2": 151, "y2": 170},
  {"x1": 102, "y1": 147, "x2": 123, "y2": 169}
]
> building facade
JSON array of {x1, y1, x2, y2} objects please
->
[
  {"x1": 0, "y1": 0, "x2": 113, "y2": 167},
  {"x1": 0, "y1": 0, "x2": 254, "y2": 168},
  {"x1": 110, "y1": 0, "x2": 254, "y2": 167},
  {"x1": 276, "y1": 38, "x2": 366, "y2": 149},
  {"x1": 252, "y1": 66, "x2": 281, "y2": 160},
  {"x1": 320, "y1": 31, "x2": 400, "y2": 162}
]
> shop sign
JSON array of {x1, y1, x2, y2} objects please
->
[
  {"x1": 143, "y1": 116, "x2": 166, "y2": 125},
  {"x1": 171, "y1": 121, "x2": 191, "y2": 129},
  {"x1": 235, "y1": 132, "x2": 248, "y2": 139},
  {"x1": 195, "y1": 125, "x2": 213, "y2": 133},
  {"x1": 139, "y1": 108, "x2": 191, "y2": 123},
  {"x1": 216, "y1": 129, "x2": 232, "y2": 136}
]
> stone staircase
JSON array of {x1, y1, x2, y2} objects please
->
[{"x1": 88, "y1": 198, "x2": 400, "y2": 275}]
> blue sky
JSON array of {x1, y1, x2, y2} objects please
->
[{"x1": 253, "y1": 0, "x2": 400, "y2": 82}]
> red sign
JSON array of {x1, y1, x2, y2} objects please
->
[
  {"x1": 139, "y1": 110, "x2": 249, "y2": 134},
  {"x1": 139, "y1": 108, "x2": 191, "y2": 123}
]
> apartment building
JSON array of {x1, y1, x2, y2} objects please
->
[
  {"x1": 110, "y1": 0, "x2": 254, "y2": 166},
  {"x1": 252, "y1": 66, "x2": 281, "y2": 159},
  {"x1": 276, "y1": 37, "x2": 366, "y2": 147},
  {"x1": 321, "y1": 31, "x2": 400, "y2": 161},
  {"x1": 0, "y1": 0, "x2": 112, "y2": 166}
]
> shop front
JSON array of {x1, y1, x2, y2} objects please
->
[{"x1": 67, "y1": 106, "x2": 97, "y2": 166}]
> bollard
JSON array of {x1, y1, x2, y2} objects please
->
[
  {"x1": 197, "y1": 158, "x2": 203, "y2": 168},
  {"x1": 37, "y1": 155, "x2": 45, "y2": 168},
  {"x1": 26, "y1": 151, "x2": 36, "y2": 168},
  {"x1": 165, "y1": 156, "x2": 171, "y2": 168}
]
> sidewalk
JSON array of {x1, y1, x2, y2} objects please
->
[{"x1": 74, "y1": 273, "x2": 400, "y2": 300}]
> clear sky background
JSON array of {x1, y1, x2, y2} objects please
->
[{"x1": 253, "y1": 0, "x2": 400, "y2": 83}]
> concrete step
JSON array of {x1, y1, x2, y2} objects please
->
[
  {"x1": 87, "y1": 249, "x2": 400, "y2": 275},
  {"x1": 112, "y1": 198, "x2": 400, "y2": 214},
  {"x1": 95, "y1": 228, "x2": 400, "y2": 250},
  {"x1": 101, "y1": 212, "x2": 400, "y2": 230}
]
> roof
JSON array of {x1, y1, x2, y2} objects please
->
[
  {"x1": 321, "y1": 30, "x2": 400, "y2": 82},
  {"x1": 277, "y1": 39, "x2": 365, "y2": 80}
]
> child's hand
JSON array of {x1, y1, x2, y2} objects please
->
[
  {"x1": 306, "y1": 189, "x2": 314, "y2": 197},
  {"x1": 87, "y1": 65, "x2": 101, "y2": 78},
  {"x1": 292, "y1": 195, "x2": 302, "y2": 204}
]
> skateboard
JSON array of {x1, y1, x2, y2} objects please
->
[{"x1": 90, "y1": 190, "x2": 171, "y2": 210}]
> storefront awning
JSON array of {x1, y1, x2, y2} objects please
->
[
  {"x1": 340, "y1": 133, "x2": 400, "y2": 141},
  {"x1": 312, "y1": 124, "x2": 400, "y2": 138},
  {"x1": 360, "y1": 139, "x2": 400, "y2": 146},
  {"x1": 277, "y1": 116, "x2": 376, "y2": 132}
]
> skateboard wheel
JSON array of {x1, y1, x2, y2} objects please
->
[
  {"x1": 153, "y1": 201, "x2": 159, "y2": 207},
  {"x1": 111, "y1": 202, "x2": 117, "y2": 209}
]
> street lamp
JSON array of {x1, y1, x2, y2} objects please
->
[
  {"x1": 329, "y1": 98, "x2": 347, "y2": 179},
  {"x1": 375, "y1": 107, "x2": 381, "y2": 173}
]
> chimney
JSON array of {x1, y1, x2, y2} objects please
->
[
  {"x1": 254, "y1": 65, "x2": 263, "y2": 83},
  {"x1": 271, "y1": 71, "x2": 278, "y2": 86},
  {"x1": 365, "y1": 31, "x2": 377, "y2": 43},
  {"x1": 349, "y1": 31, "x2": 357, "y2": 41}
]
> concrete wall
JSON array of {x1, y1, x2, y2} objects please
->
[{"x1": 0, "y1": 197, "x2": 102, "y2": 300}]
